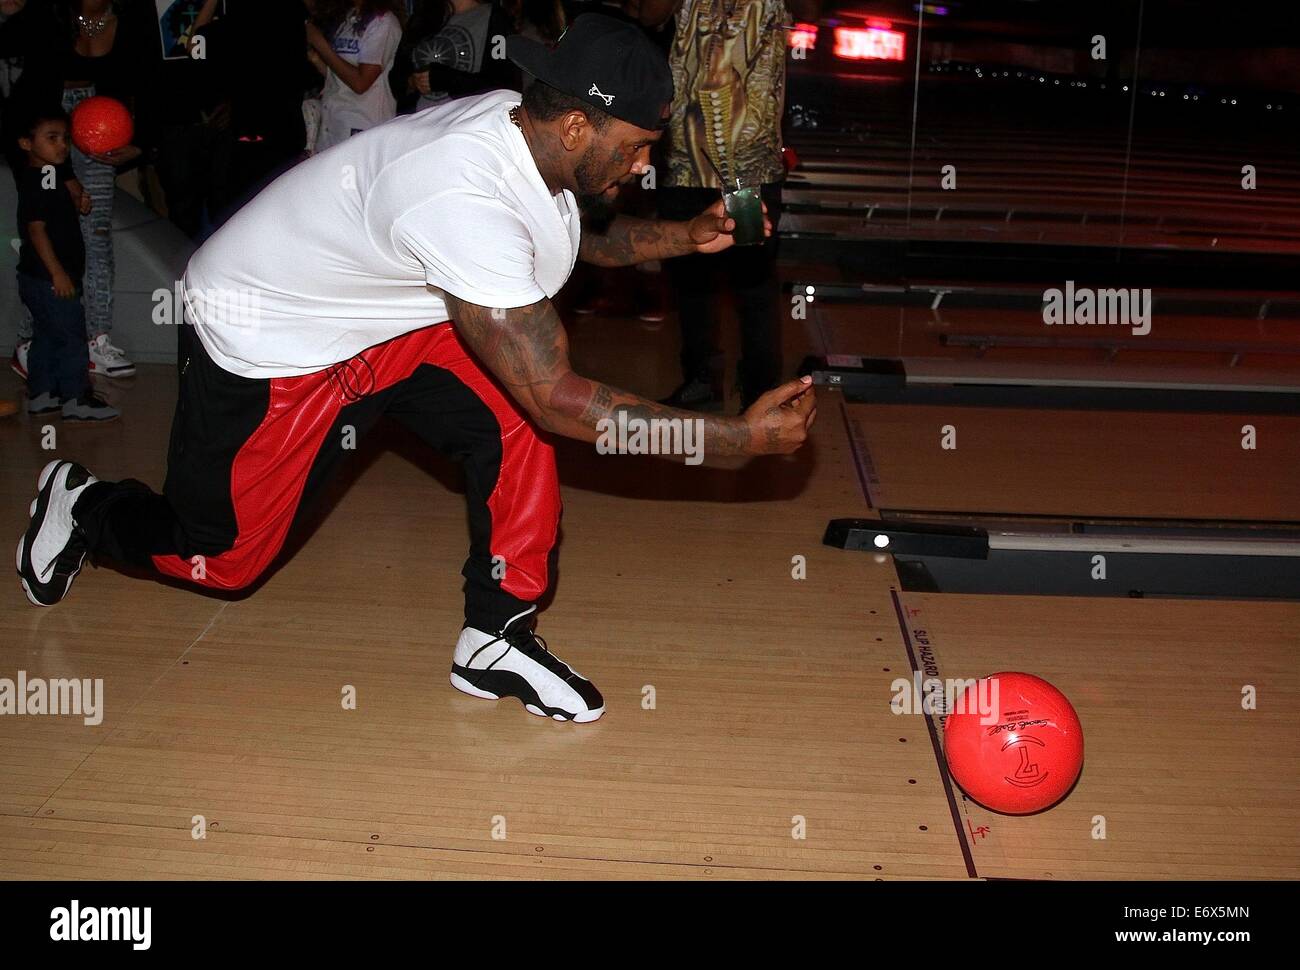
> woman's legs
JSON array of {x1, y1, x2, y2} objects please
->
[{"x1": 61, "y1": 86, "x2": 116, "y2": 342}]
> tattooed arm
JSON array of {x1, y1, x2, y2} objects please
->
[
  {"x1": 442, "y1": 292, "x2": 815, "y2": 457},
  {"x1": 579, "y1": 198, "x2": 772, "y2": 267},
  {"x1": 578, "y1": 215, "x2": 697, "y2": 267}
]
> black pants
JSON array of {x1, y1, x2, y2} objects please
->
[
  {"x1": 153, "y1": 122, "x2": 236, "y2": 241},
  {"x1": 657, "y1": 183, "x2": 784, "y2": 408},
  {"x1": 73, "y1": 323, "x2": 563, "y2": 632}
]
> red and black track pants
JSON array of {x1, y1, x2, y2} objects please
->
[{"x1": 72, "y1": 321, "x2": 562, "y2": 632}]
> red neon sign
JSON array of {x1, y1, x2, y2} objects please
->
[
  {"x1": 788, "y1": 23, "x2": 818, "y2": 51},
  {"x1": 833, "y1": 26, "x2": 906, "y2": 61}
]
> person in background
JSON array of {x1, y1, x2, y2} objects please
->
[
  {"x1": 0, "y1": 0, "x2": 147, "y2": 382},
  {"x1": 391, "y1": 0, "x2": 518, "y2": 115},
  {"x1": 14, "y1": 104, "x2": 118, "y2": 420},
  {"x1": 307, "y1": 0, "x2": 405, "y2": 153},
  {"x1": 138, "y1": 0, "x2": 232, "y2": 242},
  {"x1": 509, "y1": 0, "x2": 564, "y2": 51},
  {"x1": 633, "y1": 0, "x2": 817, "y2": 412},
  {"x1": 389, "y1": 0, "x2": 445, "y2": 113},
  {"x1": 183, "y1": 0, "x2": 313, "y2": 228}
]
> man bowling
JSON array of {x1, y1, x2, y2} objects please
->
[{"x1": 16, "y1": 15, "x2": 817, "y2": 723}]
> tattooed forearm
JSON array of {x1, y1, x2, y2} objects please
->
[
  {"x1": 579, "y1": 382, "x2": 614, "y2": 424},
  {"x1": 578, "y1": 215, "x2": 695, "y2": 267},
  {"x1": 550, "y1": 372, "x2": 751, "y2": 456},
  {"x1": 442, "y1": 291, "x2": 754, "y2": 456}
]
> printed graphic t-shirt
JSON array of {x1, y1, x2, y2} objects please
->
[
  {"x1": 182, "y1": 90, "x2": 582, "y2": 379},
  {"x1": 410, "y1": 2, "x2": 510, "y2": 110},
  {"x1": 665, "y1": 0, "x2": 790, "y2": 189},
  {"x1": 318, "y1": 9, "x2": 403, "y2": 152}
]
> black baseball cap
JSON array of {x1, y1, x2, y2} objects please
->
[{"x1": 507, "y1": 14, "x2": 674, "y2": 132}]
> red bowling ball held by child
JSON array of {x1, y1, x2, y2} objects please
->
[{"x1": 71, "y1": 96, "x2": 133, "y2": 156}]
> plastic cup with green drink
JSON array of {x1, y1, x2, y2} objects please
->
[{"x1": 722, "y1": 175, "x2": 765, "y2": 247}]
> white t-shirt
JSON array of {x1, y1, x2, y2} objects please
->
[
  {"x1": 182, "y1": 90, "x2": 581, "y2": 378},
  {"x1": 318, "y1": 10, "x2": 403, "y2": 153}
]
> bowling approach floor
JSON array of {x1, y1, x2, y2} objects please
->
[{"x1": 1, "y1": 278, "x2": 1298, "y2": 881}]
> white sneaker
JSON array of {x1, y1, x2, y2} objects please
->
[
  {"x1": 11, "y1": 340, "x2": 29, "y2": 381},
  {"x1": 450, "y1": 606, "x2": 605, "y2": 722},
  {"x1": 88, "y1": 334, "x2": 135, "y2": 378},
  {"x1": 16, "y1": 460, "x2": 97, "y2": 607}
]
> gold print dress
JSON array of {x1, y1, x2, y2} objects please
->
[{"x1": 665, "y1": 0, "x2": 791, "y2": 189}]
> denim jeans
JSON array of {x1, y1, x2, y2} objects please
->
[{"x1": 18, "y1": 271, "x2": 90, "y2": 400}]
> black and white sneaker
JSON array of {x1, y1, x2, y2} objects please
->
[
  {"x1": 16, "y1": 460, "x2": 97, "y2": 607},
  {"x1": 451, "y1": 606, "x2": 605, "y2": 722}
]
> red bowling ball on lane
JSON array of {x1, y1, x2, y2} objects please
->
[{"x1": 944, "y1": 672, "x2": 1084, "y2": 815}]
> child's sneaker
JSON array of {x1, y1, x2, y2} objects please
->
[
  {"x1": 61, "y1": 393, "x2": 119, "y2": 423},
  {"x1": 26, "y1": 392, "x2": 61, "y2": 416}
]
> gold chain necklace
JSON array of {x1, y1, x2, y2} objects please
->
[{"x1": 509, "y1": 105, "x2": 524, "y2": 133}]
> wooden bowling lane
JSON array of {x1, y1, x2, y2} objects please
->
[
  {"x1": 807, "y1": 300, "x2": 1300, "y2": 522},
  {"x1": 839, "y1": 401, "x2": 1300, "y2": 521},
  {"x1": 892, "y1": 593, "x2": 1300, "y2": 879},
  {"x1": 0, "y1": 367, "x2": 231, "y2": 820},
  {"x1": 0, "y1": 816, "x2": 888, "y2": 880},
  {"x1": 0, "y1": 356, "x2": 973, "y2": 880},
  {"x1": 805, "y1": 287, "x2": 1300, "y2": 877}
]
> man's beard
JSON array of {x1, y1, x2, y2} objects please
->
[{"x1": 575, "y1": 148, "x2": 616, "y2": 232}]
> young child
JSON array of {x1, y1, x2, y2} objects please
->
[{"x1": 14, "y1": 106, "x2": 117, "y2": 422}]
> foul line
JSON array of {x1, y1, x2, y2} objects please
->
[{"x1": 890, "y1": 589, "x2": 978, "y2": 879}]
